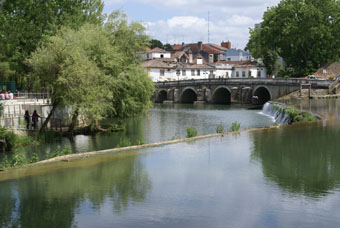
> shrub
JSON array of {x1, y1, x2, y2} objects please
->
[
  {"x1": 30, "y1": 152, "x2": 40, "y2": 163},
  {"x1": 11, "y1": 151, "x2": 28, "y2": 167},
  {"x1": 136, "y1": 138, "x2": 145, "y2": 145},
  {"x1": 329, "y1": 77, "x2": 334, "y2": 80},
  {"x1": 186, "y1": 127, "x2": 198, "y2": 138},
  {"x1": 171, "y1": 134, "x2": 180, "y2": 140},
  {"x1": 47, "y1": 146, "x2": 72, "y2": 159},
  {"x1": 216, "y1": 124, "x2": 224, "y2": 134},
  {"x1": 116, "y1": 138, "x2": 131, "y2": 148},
  {"x1": 231, "y1": 121, "x2": 241, "y2": 132}
]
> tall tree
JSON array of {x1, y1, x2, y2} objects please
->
[
  {"x1": 247, "y1": 0, "x2": 340, "y2": 76},
  {"x1": 0, "y1": 0, "x2": 103, "y2": 85},
  {"x1": 27, "y1": 12, "x2": 154, "y2": 133}
]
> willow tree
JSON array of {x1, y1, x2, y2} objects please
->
[
  {"x1": 247, "y1": 0, "x2": 340, "y2": 76},
  {"x1": 27, "y1": 12, "x2": 154, "y2": 133}
]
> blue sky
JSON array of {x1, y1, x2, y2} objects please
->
[{"x1": 103, "y1": 0, "x2": 281, "y2": 49}]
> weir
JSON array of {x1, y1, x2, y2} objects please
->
[{"x1": 261, "y1": 102, "x2": 290, "y2": 124}]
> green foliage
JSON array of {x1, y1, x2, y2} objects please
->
[
  {"x1": 150, "y1": 39, "x2": 164, "y2": 49},
  {"x1": 0, "y1": 0, "x2": 104, "y2": 83},
  {"x1": 231, "y1": 122, "x2": 241, "y2": 132},
  {"x1": 47, "y1": 146, "x2": 72, "y2": 159},
  {"x1": 170, "y1": 134, "x2": 180, "y2": 140},
  {"x1": 286, "y1": 107, "x2": 317, "y2": 123},
  {"x1": 11, "y1": 151, "x2": 28, "y2": 167},
  {"x1": 329, "y1": 77, "x2": 334, "y2": 80},
  {"x1": 136, "y1": 138, "x2": 145, "y2": 145},
  {"x1": 149, "y1": 39, "x2": 173, "y2": 51},
  {"x1": 216, "y1": 124, "x2": 224, "y2": 134},
  {"x1": 30, "y1": 153, "x2": 40, "y2": 163},
  {"x1": 28, "y1": 12, "x2": 154, "y2": 131},
  {"x1": 0, "y1": 155, "x2": 11, "y2": 168},
  {"x1": 186, "y1": 127, "x2": 198, "y2": 138},
  {"x1": 116, "y1": 138, "x2": 131, "y2": 148},
  {"x1": 247, "y1": 0, "x2": 340, "y2": 76},
  {"x1": 0, "y1": 127, "x2": 34, "y2": 151}
]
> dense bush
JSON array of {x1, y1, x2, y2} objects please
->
[
  {"x1": 231, "y1": 122, "x2": 241, "y2": 132},
  {"x1": 186, "y1": 127, "x2": 198, "y2": 138},
  {"x1": 216, "y1": 124, "x2": 224, "y2": 134}
]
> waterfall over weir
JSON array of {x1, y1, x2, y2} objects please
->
[{"x1": 260, "y1": 102, "x2": 291, "y2": 124}]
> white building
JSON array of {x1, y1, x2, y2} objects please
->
[{"x1": 146, "y1": 47, "x2": 171, "y2": 60}]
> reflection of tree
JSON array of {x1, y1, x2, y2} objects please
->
[
  {"x1": 0, "y1": 153, "x2": 151, "y2": 227},
  {"x1": 251, "y1": 124, "x2": 340, "y2": 198},
  {"x1": 0, "y1": 182, "x2": 17, "y2": 227}
]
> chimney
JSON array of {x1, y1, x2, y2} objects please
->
[
  {"x1": 198, "y1": 41, "x2": 203, "y2": 51},
  {"x1": 221, "y1": 40, "x2": 231, "y2": 49}
]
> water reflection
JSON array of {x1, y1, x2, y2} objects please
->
[
  {"x1": 0, "y1": 153, "x2": 151, "y2": 228},
  {"x1": 251, "y1": 122, "x2": 340, "y2": 198}
]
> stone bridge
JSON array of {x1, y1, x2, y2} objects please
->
[{"x1": 153, "y1": 78, "x2": 332, "y2": 105}]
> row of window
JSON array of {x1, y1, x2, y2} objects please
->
[
  {"x1": 235, "y1": 71, "x2": 262, "y2": 77},
  {"x1": 161, "y1": 69, "x2": 202, "y2": 76},
  {"x1": 160, "y1": 69, "x2": 262, "y2": 77}
]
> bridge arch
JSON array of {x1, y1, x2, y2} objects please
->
[
  {"x1": 181, "y1": 87, "x2": 197, "y2": 103},
  {"x1": 155, "y1": 89, "x2": 168, "y2": 103},
  {"x1": 212, "y1": 86, "x2": 231, "y2": 105},
  {"x1": 253, "y1": 86, "x2": 272, "y2": 105}
]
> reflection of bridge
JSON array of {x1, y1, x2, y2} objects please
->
[{"x1": 154, "y1": 78, "x2": 332, "y2": 105}]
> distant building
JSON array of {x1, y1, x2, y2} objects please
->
[
  {"x1": 141, "y1": 41, "x2": 267, "y2": 82},
  {"x1": 146, "y1": 47, "x2": 171, "y2": 60}
]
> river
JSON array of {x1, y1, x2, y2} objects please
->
[
  {"x1": 1, "y1": 99, "x2": 340, "y2": 227},
  {"x1": 10, "y1": 103, "x2": 274, "y2": 160}
]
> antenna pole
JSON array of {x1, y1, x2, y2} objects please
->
[{"x1": 208, "y1": 11, "x2": 210, "y2": 44}]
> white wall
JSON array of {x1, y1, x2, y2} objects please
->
[{"x1": 148, "y1": 52, "x2": 171, "y2": 59}]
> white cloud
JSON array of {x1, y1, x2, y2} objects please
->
[
  {"x1": 103, "y1": 0, "x2": 281, "y2": 48},
  {"x1": 146, "y1": 15, "x2": 256, "y2": 48}
]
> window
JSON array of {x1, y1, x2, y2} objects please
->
[
  {"x1": 160, "y1": 69, "x2": 165, "y2": 76},
  {"x1": 226, "y1": 72, "x2": 229, "y2": 77},
  {"x1": 197, "y1": 70, "x2": 201, "y2": 76},
  {"x1": 160, "y1": 54, "x2": 164, "y2": 58},
  {"x1": 176, "y1": 70, "x2": 181, "y2": 76},
  {"x1": 191, "y1": 69, "x2": 195, "y2": 76},
  {"x1": 248, "y1": 71, "x2": 252, "y2": 77},
  {"x1": 182, "y1": 69, "x2": 186, "y2": 76},
  {"x1": 242, "y1": 71, "x2": 246, "y2": 77},
  {"x1": 236, "y1": 71, "x2": 239, "y2": 77},
  {"x1": 228, "y1": 58, "x2": 231, "y2": 61},
  {"x1": 257, "y1": 70, "x2": 261, "y2": 77}
]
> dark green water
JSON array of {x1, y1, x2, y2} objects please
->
[{"x1": 1, "y1": 100, "x2": 340, "y2": 228}]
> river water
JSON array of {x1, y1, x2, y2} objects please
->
[
  {"x1": 1, "y1": 99, "x2": 340, "y2": 227},
  {"x1": 12, "y1": 103, "x2": 274, "y2": 160}
]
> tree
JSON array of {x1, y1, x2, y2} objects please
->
[
  {"x1": 150, "y1": 39, "x2": 164, "y2": 49},
  {"x1": 247, "y1": 0, "x2": 340, "y2": 77},
  {"x1": 0, "y1": 0, "x2": 104, "y2": 85},
  {"x1": 27, "y1": 12, "x2": 154, "y2": 133}
]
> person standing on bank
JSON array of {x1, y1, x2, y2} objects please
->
[
  {"x1": 24, "y1": 110, "x2": 30, "y2": 129},
  {"x1": 32, "y1": 110, "x2": 40, "y2": 129}
]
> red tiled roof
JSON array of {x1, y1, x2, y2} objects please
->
[
  {"x1": 184, "y1": 43, "x2": 224, "y2": 54},
  {"x1": 215, "y1": 60, "x2": 254, "y2": 65},
  {"x1": 171, "y1": 44, "x2": 183, "y2": 51}
]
